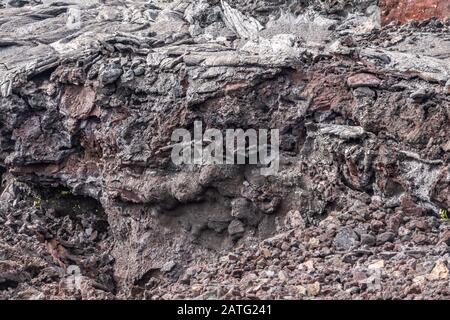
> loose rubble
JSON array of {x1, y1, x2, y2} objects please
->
[{"x1": 0, "y1": 0, "x2": 449, "y2": 300}]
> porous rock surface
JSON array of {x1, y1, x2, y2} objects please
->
[
  {"x1": 380, "y1": 0, "x2": 450, "y2": 26},
  {"x1": 0, "y1": 0, "x2": 449, "y2": 299}
]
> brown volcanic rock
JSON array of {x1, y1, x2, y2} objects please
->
[
  {"x1": 0, "y1": 0, "x2": 449, "y2": 300},
  {"x1": 380, "y1": 0, "x2": 450, "y2": 25}
]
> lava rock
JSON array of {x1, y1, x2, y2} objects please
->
[
  {"x1": 99, "y1": 65, "x2": 123, "y2": 84},
  {"x1": 428, "y1": 261, "x2": 449, "y2": 280},
  {"x1": 333, "y1": 227, "x2": 359, "y2": 251},
  {"x1": 231, "y1": 198, "x2": 260, "y2": 226},
  {"x1": 410, "y1": 88, "x2": 433, "y2": 101},
  {"x1": 439, "y1": 230, "x2": 450, "y2": 246},
  {"x1": 347, "y1": 73, "x2": 381, "y2": 88},
  {"x1": 360, "y1": 234, "x2": 376, "y2": 247},
  {"x1": 161, "y1": 261, "x2": 176, "y2": 273},
  {"x1": 228, "y1": 219, "x2": 246, "y2": 239},
  {"x1": 377, "y1": 231, "x2": 396, "y2": 245},
  {"x1": 7, "y1": 0, "x2": 29, "y2": 7}
]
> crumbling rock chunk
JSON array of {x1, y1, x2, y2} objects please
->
[
  {"x1": 334, "y1": 227, "x2": 359, "y2": 251},
  {"x1": 347, "y1": 73, "x2": 381, "y2": 89},
  {"x1": 99, "y1": 64, "x2": 123, "y2": 85},
  {"x1": 228, "y1": 219, "x2": 246, "y2": 239},
  {"x1": 231, "y1": 197, "x2": 260, "y2": 226},
  {"x1": 0, "y1": 0, "x2": 449, "y2": 300},
  {"x1": 376, "y1": 231, "x2": 396, "y2": 245}
]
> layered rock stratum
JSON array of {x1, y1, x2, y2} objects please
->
[{"x1": 0, "y1": 0, "x2": 449, "y2": 299}]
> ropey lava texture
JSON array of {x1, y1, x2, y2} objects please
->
[{"x1": 0, "y1": 0, "x2": 449, "y2": 299}]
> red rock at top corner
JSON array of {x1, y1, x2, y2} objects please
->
[{"x1": 379, "y1": 0, "x2": 450, "y2": 26}]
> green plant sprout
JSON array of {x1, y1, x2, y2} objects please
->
[
  {"x1": 32, "y1": 195, "x2": 41, "y2": 208},
  {"x1": 439, "y1": 208, "x2": 449, "y2": 223}
]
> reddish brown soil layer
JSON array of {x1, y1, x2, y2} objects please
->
[{"x1": 380, "y1": 0, "x2": 450, "y2": 25}]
